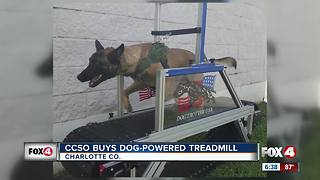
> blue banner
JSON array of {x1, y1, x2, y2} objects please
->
[{"x1": 59, "y1": 143, "x2": 258, "y2": 153}]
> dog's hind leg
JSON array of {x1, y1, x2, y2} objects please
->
[{"x1": 123, "y1": 80, "x2": 147, "y2": 112}]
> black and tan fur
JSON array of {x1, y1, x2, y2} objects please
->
[{"x1": 77, "y1": 40, "x2": 236, "y2": 112}]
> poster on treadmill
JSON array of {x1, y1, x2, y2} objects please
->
[{"x1": 163, "y1": 71, "x2": 238, "y2": 129}]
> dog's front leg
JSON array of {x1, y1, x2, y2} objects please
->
[{"x1": 123, "y1": 80, "x2": 147, "y2": 112}]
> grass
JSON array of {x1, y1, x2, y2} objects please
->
[{"x1": 299, "y1": 110, "x2": 320, "y2": 180}]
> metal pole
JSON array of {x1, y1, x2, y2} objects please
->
[
  {"x1": 247, "y1": 110, "x2": 254, "y2": 136},
  {"x1": 148, "y1": 3, "x2": 165, "y2": 178},
  {"x1": 199, "y1": 1, "x2": 207, "y2": 63},
  {"x1": 154, "y1": 3, "x2": 162, "y2": 130},
  {"x1": 130, "y1": 167, "x2": 136, "y2": 177},
  {"x1": 219, "y1": 70, "x2": 249, "y2": 142},
  {"x1": 117, "y1": 75, "x2": 124, "y2": 116},
  {"x1": 154, "y1": 3, "x2": 161, "y2": 42},
  {"x1": 142, "y1": 162, "x2": 166, "y2": 177},
  {"x1": 195, "y1": 3, "x2": 202, "y2": 64},
  {"x1": 155, "y1": 70, "x2": 165, "y2": 131}
]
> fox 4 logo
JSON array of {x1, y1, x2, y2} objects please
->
[
  {"x1": 261, "y1": 146, "x2": 297, "y2": 158},
  {"x1": 29, "y1": 147, "x2": 53, "y2": 156},
  {"x1": 25, "y1": 143, "x2": 57, "y2": 160}
]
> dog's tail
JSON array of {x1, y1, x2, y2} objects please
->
[{"x1": 213, "y1": 57, "x2": 237, "y2": 69}]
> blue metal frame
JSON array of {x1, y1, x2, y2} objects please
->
[
  {"x1": 199, "y1": 1, "x2": 207, "y2": 63},
  {"x1": 165, "y1": 64, "x2": 224, "y2": 77}
]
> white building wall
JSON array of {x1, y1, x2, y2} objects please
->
[{"x1": 53, "y1": 1, "x2": 267, "y2": 136}]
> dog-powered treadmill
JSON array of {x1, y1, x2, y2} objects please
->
[
  {"x1": 137, "y1": 61, "x2": 254, "y2": 177},
  {"x1": 61, "y1": 1, "x2": 255, "y2": 177},
  {"x1": 62, "y1": 63, "x2": 255, "y2": 177}
]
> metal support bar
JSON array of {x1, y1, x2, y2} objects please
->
[
  {"x1": 130, "y1": 167, "x2": 136, "y2": 177},
  {"x1": 143, "y1": 162, "x2": 156, "y2": 177},
  {"x1": 165, "y1": 64, "x2": 224, "y2": 77},
  {"x1": 148, "y1": 69, "x2": 166, "y2": 178},
  {"x1": 247, "y1": 110, "x2": 254, "y2": 136},
  {"x1": 151, "y1": 27, "x2": 201, "y2": 36},
  {"x1": 237, "y1": 119, "x2": 249, "y2": 142},
  {"x1": 154, "y1": 3, "x2": 161, "y2": 42},
  {"x1": 219, "y1": 70, "x2": 249, "y2": 142},
  {"x1": 199, "y1": 1, "x2": 207, "y2": 63},
  {"x1": 153, "y1": 2, "x2": 162, "y2": 131},
  {"x1": 117, "y1": 75, "x2": 124, "y2": 116},
  {"x1": 153, "y1": 162, "x2": 166, "y2": 177},
  {"x1": 142, "y1": 162, "x2": 166, "y2": 177},
  {"x1": 195, "y1": 3, "x2": 202, "y2": 64},
  {"x1": 155, "y1": 70, "x2": 165, "y2": 131}
]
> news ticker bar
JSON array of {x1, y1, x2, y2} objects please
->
[
  {"x1": 262, "y1": 163, "x2": 299, "y2": 172},
  {"x1": 25, "y1": 142, "x2": 259, "y2": 161}
]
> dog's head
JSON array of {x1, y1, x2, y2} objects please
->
[{"x1": 77, "y1": 40, "x2": 124, "y2": 87}]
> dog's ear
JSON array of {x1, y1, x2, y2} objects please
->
[
  {"x1": 95, "y1": 40, "x2": 104, "y2": 52},
  {"x1": 108, "y1": 44, "x2": 124, "y2": 64},
  {"x1": 115, "y1": 43, "x2": 124, "y2": 55}
]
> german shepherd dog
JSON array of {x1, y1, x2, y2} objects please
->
[{"x1": 77, "y1": 40, "x2": 236, "y2": 112}]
